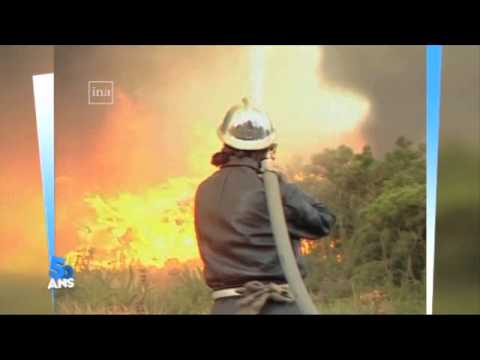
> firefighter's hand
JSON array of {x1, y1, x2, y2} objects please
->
[
  {"x1": 272, "y1": 169, "x2": 290, "y2": 183},
  {"x1": 259, "y1": 169, "x2": 288, "y2": 183},
  {"x1": 261, "y1": 157, "x2": 289, "y2": 183}
]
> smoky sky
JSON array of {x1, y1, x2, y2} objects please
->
[
  {"x1": 2, "y1": 45, "x2": 474, "y2": 175},
  {"x1": 0, "y1": 46, "x2": 53, "y2": 151},
  {"x1": 0, "y1": 46, "x2": 53, "y2": 184},
  {"x1": 440, "y1": 46, "x2": 479, "y2": 146},
  {"x1": 0, "y1": 46, "x2": 53, "y2": 273},
  {"x1": 320, "y1": 45, "x2": 426, "y2": 155},
  {"x1": 4, "y1": 45, "x2": 474, "y2": 171},
  {"x1": 54, "y1": 45, "x2": 250, "y2": 191},
  {"x1": 55, "y1": 45, "x2": 428, "y2": 161}
]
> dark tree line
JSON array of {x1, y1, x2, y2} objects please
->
[{"x1": 290, "y1": 137, "x2": 426, "y2": 302}]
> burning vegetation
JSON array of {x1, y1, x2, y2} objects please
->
[{"x1": 65, "y1": 176, "x2": 204, "y2": 273}]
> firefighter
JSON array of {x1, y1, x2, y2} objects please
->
[{"x1": 194, "y1": 98, "x2": 336, "y2": 314}]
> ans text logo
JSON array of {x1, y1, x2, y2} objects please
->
[{"x1": 48, "y1": 256, "x2": 75, "y2": 290}]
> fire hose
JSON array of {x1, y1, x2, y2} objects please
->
[{"x1": 261, "y1": 156, "x2": 319, "y2": 315}]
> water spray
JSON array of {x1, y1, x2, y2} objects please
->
[
  {"x1": 249, "y1": 46, "x2": 267, "y2": 107},
  {"x1": 249, "y1": 46, "x2": 319, "y2": 314}
]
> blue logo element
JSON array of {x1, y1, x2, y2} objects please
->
[{"x1": 49, "y1": 256, "x2": 75, "y2": 280}]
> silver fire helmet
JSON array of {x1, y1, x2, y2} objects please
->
[{"x1": 217, "y1": 98, "x2": 276, "y2": 151}]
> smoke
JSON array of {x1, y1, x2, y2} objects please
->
[
  {"x1": 256, "y1": 46, "x2": 372, "y2": 160},
  {"x1": 249, "y1": 46, "x2": 267, "y2": 106},
  {"x1": 440, "y1": 46, "x2": 479, "y2": 145},
  {"x1": 0, "y1": 46, "x2": 53, "y2": 273},
  {"x1": 319, "y1": 45, "x2": 426, "y2": 155},
  {"x1": 55, "y1": 46, "x2": 251, "y2": 187}
]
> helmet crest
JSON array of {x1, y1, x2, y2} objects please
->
[{"x1": 217, "y1": 97, "x2": 275, "y2": 150}]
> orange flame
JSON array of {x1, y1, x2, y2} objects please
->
[{"x1": 65, "y1": 176, "x2": 203, "y2": 272}]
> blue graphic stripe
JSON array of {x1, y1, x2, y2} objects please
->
[
  {"x1": 33, "y1": 74, "x2": 55, "y2": 310},
  {"x1": 426, "y1": 46, "x2": 443, "y2": 315}
]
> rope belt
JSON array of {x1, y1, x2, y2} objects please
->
[{"x1": 212, "y1": 281, "x2": 295, "y2": 314}]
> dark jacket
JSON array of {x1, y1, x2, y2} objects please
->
[{"x1": 194, "y1": 156, "x2": 336, "y2": 290}]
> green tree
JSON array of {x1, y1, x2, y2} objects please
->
[{"x1": 297, "y1": 137, "x2": 425, "y2": 310}]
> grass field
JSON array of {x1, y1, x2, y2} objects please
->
[
  {"x1": 55, "y1": 264, "x2": 425, "y2": 314},
  {"x1": 0, "y1": 273, "x2": 53, "y2": 314}
]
